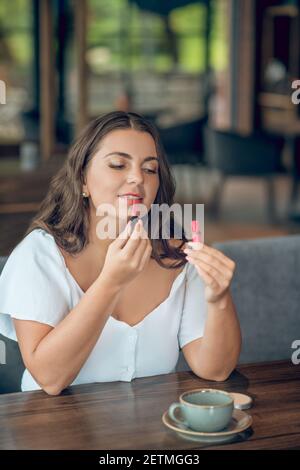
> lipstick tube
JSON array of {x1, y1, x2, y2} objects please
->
[
  {"x1": 188, "y1": 220, "x2": 203, "y2": 250},
  {"x1": 129, "y1": 200, "x2": 140, "y2": 228}
]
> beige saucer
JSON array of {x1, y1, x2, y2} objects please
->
[{"x1": 162, "y1": 408, "x2": 252, "y2": 444}]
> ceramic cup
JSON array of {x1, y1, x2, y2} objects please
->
[{"x1": 168, "y1": 389, "x2": 234, "y2": 433}]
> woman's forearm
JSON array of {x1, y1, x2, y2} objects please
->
[
  {"x1": 198, "y1": 291, "x2": 242, "y2": 380},
  {"x1": 31, "y1": 275, "x2": 122, "y2": 394}
]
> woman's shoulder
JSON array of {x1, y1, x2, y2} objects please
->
[
  {"x1": 0, "y1": 229, "x2": 71, "y2": 341},
  {"x1": 0, "y1": 227, "x2": 71, "y2": 305},
  {"x1": 13, "y1": 228, "x2": 51, "y2": 252},
  {"x1": 6, "y1": 228, "x2": 61, "y2": 269}
]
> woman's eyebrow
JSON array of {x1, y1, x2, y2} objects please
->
[{"x1": 104, "y1": 152, "x2": 158, "y2": 163}]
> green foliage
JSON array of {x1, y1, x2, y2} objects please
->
[
  {"x1": 0, "y1": 0, "x2": 32, "y2": 69},
  {"x1": 0, "y1": 0, "x2": 228, "y2": 73}
]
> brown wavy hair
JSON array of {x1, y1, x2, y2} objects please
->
[{"x1": 26, "y1": 111, "x2": 188, "y2": 269}]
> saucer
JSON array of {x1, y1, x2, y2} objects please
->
[{"x1": 162, "y1": 408, "x2": 252, "y2": 444}]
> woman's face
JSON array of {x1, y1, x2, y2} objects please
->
[{"x1": 83, "y1": 128, "x2": 160, "y2": 227}]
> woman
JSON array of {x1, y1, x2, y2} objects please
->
[{"x1": 0, "y1": 111, "x2": 241, "y2": 395}]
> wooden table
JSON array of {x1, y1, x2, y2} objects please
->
[{"x1": 0, "y1": 360, "x2": 299, "y2": 450}]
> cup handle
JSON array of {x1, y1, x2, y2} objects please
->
[{"x1": 168, "y1": 402, "x2": 189, "y2": 428}]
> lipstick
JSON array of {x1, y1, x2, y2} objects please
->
[
  {"x1": 129, "y1": 199, "x2": 140, "y2": 228},
  {"x1": 188, "y1": 220, "x2": 203, "y2": 250}
]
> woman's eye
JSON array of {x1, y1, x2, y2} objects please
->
[
  {"x1": 109, "y1": 165, "x2": 157, "y2": 174},
  {"x1": 109, "y1": 164, "x2": 125, "y2": 170}
]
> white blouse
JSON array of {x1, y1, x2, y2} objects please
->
[{"x1": 0, "y1": 229, "x2": 207, "y2": 392}]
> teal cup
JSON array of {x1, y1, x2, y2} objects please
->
[{"x1": 168, "y1": 389, "x2": 234, "y2": 433}]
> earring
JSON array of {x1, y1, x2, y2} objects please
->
[{"x1": 82, "y1": 192, "x2": 88, "y2": 198}]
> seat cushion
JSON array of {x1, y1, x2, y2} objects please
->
[{"x1": 214, "y1": 235, "x2": 300, "y2": 363}]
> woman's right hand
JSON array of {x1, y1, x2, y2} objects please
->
[{"x1": 100, "y1": 220, "x2": 152, "y2": 289}]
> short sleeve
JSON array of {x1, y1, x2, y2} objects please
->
[
  {"x1": 178, "y1": 263, "x2": 208, "y2": 349},
  {"x1": 0, "y1": 229, "x2": 71, "y2": 341}
]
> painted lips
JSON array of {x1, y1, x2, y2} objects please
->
[{"x1": 118, "y1": 195, "x2": 143, "y2": 205}]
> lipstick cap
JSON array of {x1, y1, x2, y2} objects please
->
[
  {"x1": 191, "y1": 220, "x2": 201, "y2": 242},
  {"x1": 229, "y1": 392, "x2": 253, "y2": 410}
]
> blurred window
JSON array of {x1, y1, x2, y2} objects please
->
[
  {"x1": 0, "y1": 0, "x2": 33, "y2": 144},
  {"x1": 85, "y1": 0, "x2": 228, "y2": 126}
]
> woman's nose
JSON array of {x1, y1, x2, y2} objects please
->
[{"x1": 127, "y1": 168, "x2": 144, "y2": 185}]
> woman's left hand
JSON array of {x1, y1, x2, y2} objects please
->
[{"x1": 183, "y1": 244, "x2": 236, "y2": 304}]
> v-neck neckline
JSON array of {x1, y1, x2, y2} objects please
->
[
  {"x1": 44, "y1": 228, "x2": 188, "y2": 329},
  {"x1": 109, "y1": 263, "x2": 188, "y2": 329}
]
